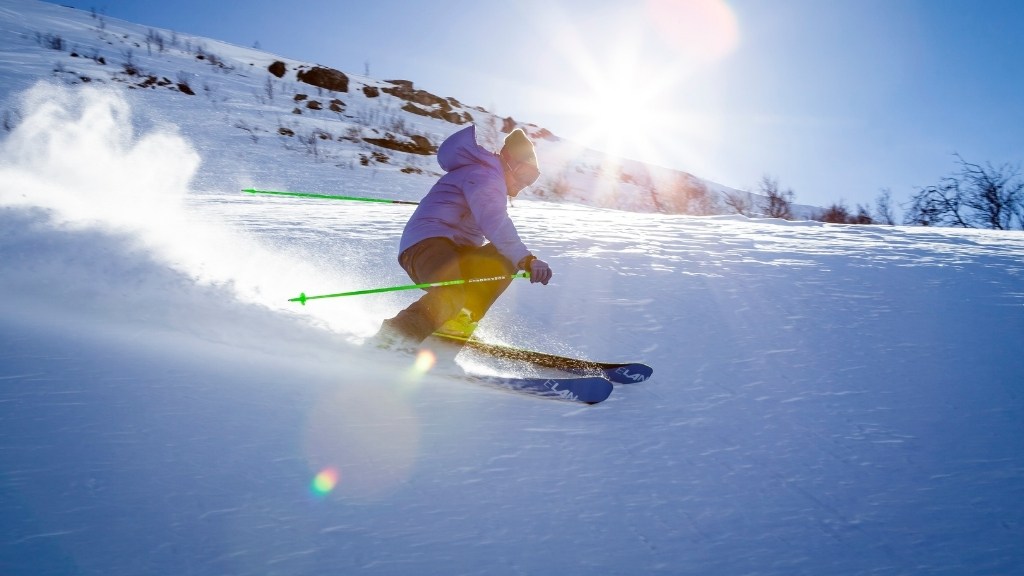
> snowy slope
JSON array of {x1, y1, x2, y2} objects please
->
[
  {"x1": 0, "y1": 0, "x2": 812, "y2": 217},
  {"x1": 2, "y1": 1, "x2": 1024, "y2": 575}
]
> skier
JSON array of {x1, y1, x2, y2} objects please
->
[{"x1": 373, "y1": 124, "x2": 553, "y2": 350}]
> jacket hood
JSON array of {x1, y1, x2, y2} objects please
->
[{"x1": 436, "y1": 125, "x2": 500, "y2": 174}]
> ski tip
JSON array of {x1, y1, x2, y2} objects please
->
[
  {"x1": 575, "y1": 377, "x2": 614, "y2": 404},
  {"x1": 528, "y1": 376, "x2": 612, "y2": 404},
  {"x1": 288, "y1": 292, "x2": 307, "y2": 305},
  {"x1": 462, "y1": 373, "x2": 613, "y2": 404},
  {"x1": 604, "y1": 363, "x2": 653, "y2": 384}
]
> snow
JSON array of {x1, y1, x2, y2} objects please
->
[{"x1": 2, "y1": 1, "x2": 1024, "y2": 574}]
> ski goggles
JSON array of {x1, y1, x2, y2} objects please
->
[{"x1": 506, "y1": 158, "x2": 540, "y2": 188}]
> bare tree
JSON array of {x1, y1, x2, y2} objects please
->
[
  {"x1": 875, "y1": 188, "x2": 896, "y2": 225},
  {"x1": 759, "y1": 175, "x2": 794, "y2": 219},
  {"x1": 264, "y1": 76, "x2": 275, "y2": 102},
  {"x1": 816, "y1": 202, "x2": 851, "y2": 224},
  {"x1": 723, "y1": 190, "x2": 754, "y2": 216},
  {"x1": 905, "y1": 154, "x2": 1023, "y2": 229},
  {"x1": 852, "y1": 204, "x2": 874, "y2": 224},
  {"x1": 904, "y1": 182, "x2": 968, "y2": 227},
  {"x1": 815, "y1": 201, "x2": 871, "y2": 224},
  {"x1": 120, "y1": 48, "x2": 138, "y2": 76},
  {"x1": 681, "y1": 176, "x2": 719, "y2": 215},
  {"x1": 657, "y1": 173, "x2": 718, "y2": 215},
  {"x1": 145, "y1": 29, "x2": 165, "y2": 54},
  {"x1": 958, "y1": 156, "x2": 1022, "y2": 230}
]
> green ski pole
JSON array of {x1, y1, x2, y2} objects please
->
[
  {"x1": 289, "y1": 272, "x2": 530, "y2": 305},
  {"x1": 242, "y1": 188, "x2": 420, "y2": 205}
]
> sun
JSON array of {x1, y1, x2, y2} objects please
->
[
  {"x1": 572, "y1": 47, "x2": 672, "y2": 162},
  {"x1": 542, "y1": 0, "x2": 740, "y2": 167}
]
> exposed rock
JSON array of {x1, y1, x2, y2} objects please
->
[
  {"x1": 532, "y1": 127, "x2": 558, "y2": 141},
  {"x1": 499, "y1": 119, "x2": 559, "y2": 142},
  {"x1": 382, "y1": 80, "x2": 471, "y2": 125},
  {"x1": 400, "y1": 102, "x2": 431, "y2": 118},
  {"x1": 401, "y1": 102, "x2": 470, "y2": 126},
  {"x1": 363, "y1": 133, "x2": 437, "y2": 156},
  {"x1": 296, "y1": 66, "x2": 349, "y2": 92},
  {"x1": 362, "y1": 86, "x2": 379, "y2": 98},
  {"x1": 382, "y1": 80, "x2": 448, "y2": 109},
  {"x1": 268, "y1": 60, "x2": 286, "y2": 78}
]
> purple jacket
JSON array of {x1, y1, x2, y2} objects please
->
[{"x1": 399, "y1": 125, "x2": 531, "y2": 266}]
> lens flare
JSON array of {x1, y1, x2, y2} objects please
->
[
  {"x1": 304, "y1": 386, "x2": 421, "y2": 501},
  {"x1": 311, "y1": 467, "x2": 340, "y2": 497},
  {"x1": 411, "y1": 348, "x2": 436, "y2": 374},
  {"x1": 646, "y1": 0, "x2": 740, "y2": 64}
]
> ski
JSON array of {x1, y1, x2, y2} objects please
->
[
  {"x1": 430, "y1": 333, "x2": 653, "y2": 384},
  {"x1": 458, "y1": 372, "x2": 613, "y2": 404}
]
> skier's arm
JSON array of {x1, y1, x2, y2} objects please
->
[{"x1": 463, "y1": 170, "x2": 531, "y2": 266}]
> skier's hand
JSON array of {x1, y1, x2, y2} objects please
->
[{"x1": 529, "y1": 258, "x2": 552, "y2": 285}]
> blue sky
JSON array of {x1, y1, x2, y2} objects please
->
[{"x1": 45, "y1": 0, "x2": 1024, "y2": 211}]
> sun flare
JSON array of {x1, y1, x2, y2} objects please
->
[
  {"x1": 544, "y1": 0, "x2": 740, "y2": 168},
  {"x1": 574, "y1": 56, "x2": 669, "y2": 162}
]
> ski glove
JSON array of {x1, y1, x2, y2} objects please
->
[{"x1": 527, "y1": 258, "x2": 552, "y2": 285}]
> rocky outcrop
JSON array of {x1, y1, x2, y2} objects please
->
[
  {"x1": 267, "y1": 60, "x2": 286, "y2": 78},
  {"x1": 382, "y1": 80, "x2": 470, "y2": 125},
  {"x1": 296, "y1": 66, "x2": 349, "y2": 92},
  {"x1": 363, "y1": 133, "x2": 437, "y2": 155}
]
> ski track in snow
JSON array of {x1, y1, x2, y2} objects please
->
[{"x1": 1, "y1": 1, "x2": 1024, "y2": 574}]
